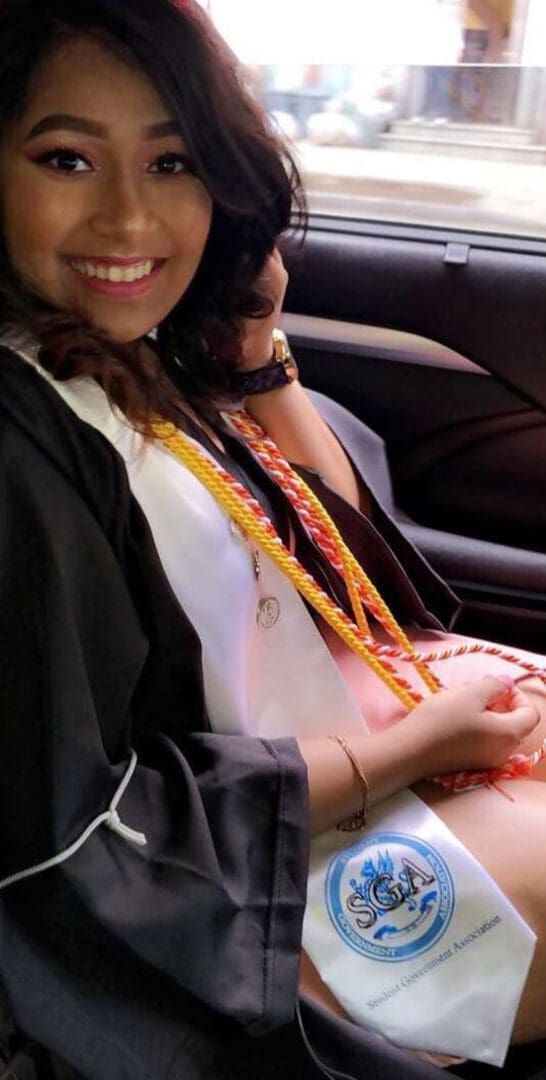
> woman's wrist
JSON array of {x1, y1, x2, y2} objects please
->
[
  {"x1": 299, "y1": 726, "x2": 428, "y2": 837},
  {"x1": 351, "y1": 727, "x2": 427, "y2": 805},
  {"x1": 230, "y1": 331, "x2": 298, "y2": 397}
]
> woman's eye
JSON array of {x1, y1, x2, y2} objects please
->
[
  {"x1": 150, "y1": 153, "x2": 191, "y2": 176},
  {"x1": 36, "y1": 148, "x2": 92, "y2": 173},
  {"x1": 33, "y1": 148, "x2": 191, "y2": 176}
]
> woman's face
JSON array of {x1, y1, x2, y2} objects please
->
[{"x1": 0, "y1": 36, "x2": 213, "y2": 343}]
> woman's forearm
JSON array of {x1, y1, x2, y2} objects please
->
[
  {"x1": 245, "y1": 381, "x2": 361, "y2": 510},
  {"x1": 237, "y1": 252, "x2": 361, "y2": 509},
  {"x1": 298, "y1": 725, "x2": 424, "y2": 836}
]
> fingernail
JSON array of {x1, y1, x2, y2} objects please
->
[{"x1": 497, "y1": 675, "x2": 515, "y2": 689}]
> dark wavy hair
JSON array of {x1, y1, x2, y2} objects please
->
[{"x1": 0, "y1": 0, "x2": 305, "y2": 426}]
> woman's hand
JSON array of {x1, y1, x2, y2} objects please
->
[
  {"x1": 400, "y1": 675, "x2": 541, "y2": 779},
  {"x1": 300, "y1": 676, "x2": 540, "y2": 835},
  {"x1": 235, "y1": 246, "x2": 364, "y2": 509},
  {"x1": 238, "y1": 249, "x2": 288, "y2": 371}
]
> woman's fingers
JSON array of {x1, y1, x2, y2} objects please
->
[
  {"x1": 452, "y1": 674, "x2": 516, "y2": 711},
  {"x1": 483, "y1": 699, "x2": 541, "y2": 741},
  {"x1": 438, "y1": 675, "x2": 540, "y2": 750},
  {"x1": 237, "y1": 249, "x2": 289, "y2": 368},
  {"x1": 244, "y1": 250, "x2": 287, "y2": 319},
  {"x1": 458, "y1": 675, "x2": 540, "y2": 740}
]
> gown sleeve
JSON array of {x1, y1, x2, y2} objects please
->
[{"x1": 0, "y1": 396, "x2": 310, "y2": 1060}]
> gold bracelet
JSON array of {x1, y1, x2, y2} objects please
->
[{"x1": 328, "y1": 734, "x2": 369, "y2": 832}]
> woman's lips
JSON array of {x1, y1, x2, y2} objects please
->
[{"x1": 66, "y1": 258, "x2": 166, "y2": 298}]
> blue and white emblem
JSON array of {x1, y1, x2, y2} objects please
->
[{"x1": 326, "y1": 831, "x2": 454, "y2": 963}]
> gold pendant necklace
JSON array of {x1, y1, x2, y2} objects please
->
[{"x1": 230, "y1": 519, "x2": 280, "y2": 628}]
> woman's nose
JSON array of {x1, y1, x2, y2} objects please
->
[{"x1": 89, "y1": 172, "x2": 158, "y2": 243}]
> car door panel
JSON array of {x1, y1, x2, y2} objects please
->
[
  {"x1": 282, "y1": 221, "x2": 546, "y2": 648},
  {"x1": 292, "y1": 342, "x2": 546, "y2": 551}
]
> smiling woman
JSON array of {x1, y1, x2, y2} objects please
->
[
  {"x1": 0, "y1": 0, "x2": 303, "y2": 421},
  {"x1": 3, "y1": 4, "x2": 546, "y2": 1080}
]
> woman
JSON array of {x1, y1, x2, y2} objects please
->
[{"x1": 0, "y1": 2, "x2": 546, "y2": 1077}]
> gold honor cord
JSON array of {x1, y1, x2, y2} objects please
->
[
  {"x1": 242, "y1": 428, "x2": 440, "y2": 697},
  {"x1": 227, "y1": 409, "x2": 440, "y2": 697},
  {"x1": 152, "y1": 420, "x2": 439, "y2": 712}
]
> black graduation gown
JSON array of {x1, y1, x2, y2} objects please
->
[
  {"x1": 0, "y1": 349, "x2": 310, "y2": 1078},
  {"x1": 0, "y1": 345, "x2": 526, "y2": 1080}
]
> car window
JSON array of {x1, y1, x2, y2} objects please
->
[{"x1": 201, "y1": 1, "x2": 546, "y2": 239}]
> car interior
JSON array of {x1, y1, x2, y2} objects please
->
[{"x1": 281, "y1": 214, "x2": 546, "y2": 655}]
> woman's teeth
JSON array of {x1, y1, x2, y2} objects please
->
[{"x1": 69, "y1": 259, "x2": 156, "y2": 283}]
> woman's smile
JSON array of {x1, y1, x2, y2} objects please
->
[{"x1": 64, "y1": 255, "x2": 167, "y2": 296}]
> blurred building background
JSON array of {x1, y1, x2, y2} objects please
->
[
  {"x1": 201, "y1": 1, "x2": 546, "y2": 146},
  {"x1": 198, "y1": 0, "x2": 546, "y2": 237}
]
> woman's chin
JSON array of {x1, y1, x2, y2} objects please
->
[{"x1": 88, "y1": 317, "x2": 155, "y2": 346}]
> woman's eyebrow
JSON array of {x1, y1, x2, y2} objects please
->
[{"x1": 24, "y1": 114, "x2": 181, "y2": 142}]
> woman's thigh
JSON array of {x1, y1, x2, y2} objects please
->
[{"x1": 415, "y1": 777, "x2": 546, "y2": 1044}]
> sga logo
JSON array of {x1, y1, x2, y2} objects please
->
[{"x1": 326, "y1": 831, "x2": 454, "y2": 962}]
